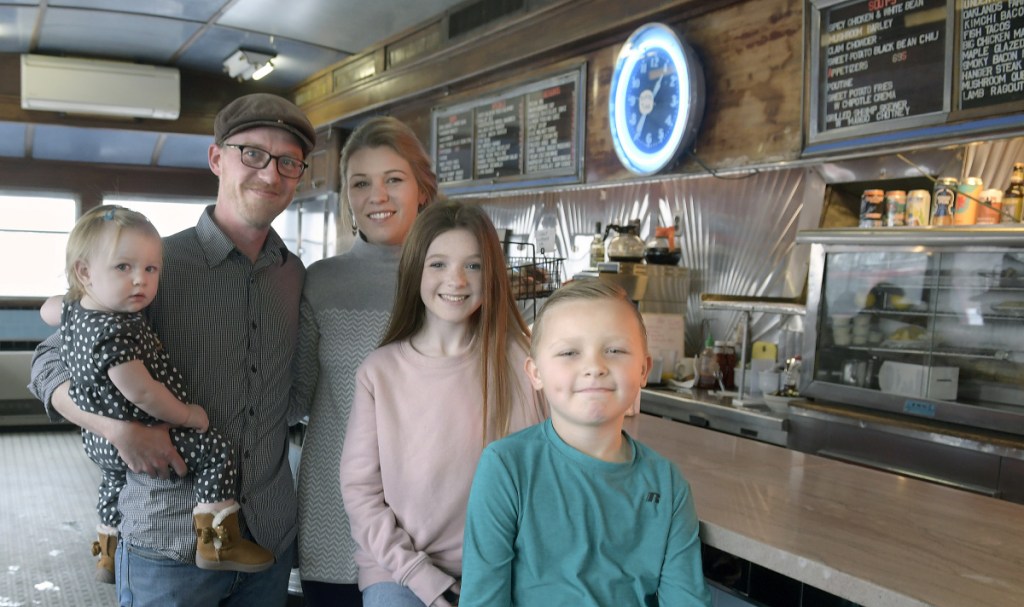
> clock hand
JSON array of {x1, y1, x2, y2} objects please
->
[
  {"x1": 634, "y1": 114, "x2": 647, "y2": 141},
  {"x1": 651, "y1": 71, "x2": 665, "y2": 99},
  {"x1": 634, "y1": 71, "x2": 664, "y2": 142}
]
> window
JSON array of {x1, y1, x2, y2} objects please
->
[
  {"x1": 0, "y1": 194, "x2": 77, "y2": 298},
  {"x1": 108, "y1": 196, "x2": 338, "y2": 267},
  {"x1": 108, "y1": 196, "x2": 210, "y2": 237},
  {"x1": 274, "y1": 198, "x2": 341, "y2": 267}
]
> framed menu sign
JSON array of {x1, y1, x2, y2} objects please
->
[
  {"x1": 431, "y1": 64, "x2": 585, "y2": 195},
  {"x1": 959, "y1": 0, "x2": 1024, "y2": 110},
  {"x1": 808, "y1": 0, "x2": 953, "y2": 144}
]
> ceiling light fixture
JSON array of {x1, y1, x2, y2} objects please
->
[
  {"x1": 222, "y1": 49, "x2": 276, "y2": 81},
  {"x1": 251, "y1": 60, "x2": 275, "y2": 81}
]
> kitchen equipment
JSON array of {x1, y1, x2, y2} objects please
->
[
  {"x1": 645, "y1": 225, "x2": 682, "y2": 265},
  {"x1": 604, "y1": 222, "x2": 645, "y2": 261},
  {"x1": 797, "y1": 227, "x2": 1024, "y2": 435}
]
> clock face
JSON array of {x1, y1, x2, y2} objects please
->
[{"x1": 609, "y1": 23, "x2": 704, "y2": 176}]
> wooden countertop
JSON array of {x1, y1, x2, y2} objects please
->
[{"x1": 624, "y1": 413, "x2": 1024, "y2": 607}]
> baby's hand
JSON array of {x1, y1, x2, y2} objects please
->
[{"x1": 184, "y1": 404, "x2": 209, "y2": 433}]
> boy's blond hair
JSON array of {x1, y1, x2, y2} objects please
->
[{"x1": 530, "y1": 279, "x2": 649, "y2": 357}]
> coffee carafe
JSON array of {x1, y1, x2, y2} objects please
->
[{"x1": 604, "y1": 222, "x2": 645, "y2": 262}]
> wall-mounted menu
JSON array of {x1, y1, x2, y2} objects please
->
[
  {"x1": 431, "y1": 65, "x2": 585, "y2": 194},
  {"x1": 435, "y1": 111, "x2": 473, "y2": 183},
  {"x1": 474, "y1": 96, "x2": 523, "y2": 180},
  {"x1": 814, "y1": 0, "x2": 949, "y2": 137},
  {"x1": 525, "y1": 84, "x2": 576, "y2": 174},
  {"x1": 959, "y1": 0, "x2": 1024, "y2": 110}
]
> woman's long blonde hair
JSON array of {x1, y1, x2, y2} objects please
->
[{"x1": 380, "y1": 201, "x2": 530, "y2": 442}]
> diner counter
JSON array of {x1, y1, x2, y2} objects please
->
[{"x1": 623, "y1": 413, "x2": 1024, "y2": 607}]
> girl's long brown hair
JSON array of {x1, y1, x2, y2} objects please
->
[{"x1": 380, "y1": 201, "x2": 530, "y2": 442}]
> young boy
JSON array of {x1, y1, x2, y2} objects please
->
[{"x1": 460, "y1": 279, "x2": 711, "y2": 606}]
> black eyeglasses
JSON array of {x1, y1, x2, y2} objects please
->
[{"x1": 224, "y1": 144, "x2": 307, "y2": 179}]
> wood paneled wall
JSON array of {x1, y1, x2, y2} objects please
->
[{"x1": 299, "y1": 0, "x2": 804, "y2": 183}]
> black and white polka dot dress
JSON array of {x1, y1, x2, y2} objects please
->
[{"x1": 60, "y1": 301, "x2": 237, "y2": 527}]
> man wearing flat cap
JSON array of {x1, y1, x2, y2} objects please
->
[{"x1": 30, "y1": 93, "x2": 315, "y2": 606}]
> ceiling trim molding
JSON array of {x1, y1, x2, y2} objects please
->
[{"x1": 294, "y1": 0, "x2": 740, "y2": 126}]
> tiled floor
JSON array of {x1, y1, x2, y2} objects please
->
[
  {"x1": 0, "y1": 427, "x2": 116, "y2": 606},
  {"x1": 2, "y1": 427, "x2": 749, "y2": 607},
  {"x1": 1, "y1": 427, "x2": 310, "y2": 607}
]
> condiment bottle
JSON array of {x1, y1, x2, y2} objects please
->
[
  {"x1": 695, "y1": 336, "x2": 719, "y2": 390},
  {"x1": 782, "y1": 356, "x2": 802, "y2": 395},
  {"x1": 589, "y1": 221, "x2": 605, "y2": 267},
  {"x1": 714, "y1": 340, "x2": 737, "y2": 391}
]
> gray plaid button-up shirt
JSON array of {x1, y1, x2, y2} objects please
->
[{"x1": 30, "y1": 206, "x2": 305, "y2": 562}]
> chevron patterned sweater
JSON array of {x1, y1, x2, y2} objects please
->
[{"x1": 292, "y1": 237, "x2": 402, "y2": 585}]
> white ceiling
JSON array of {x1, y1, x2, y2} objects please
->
[
  {"x1": 2, "y1": 0, "x2": 467, "y2": 87},
  {"x1": 0, "y1": 0, "x2": 468, "y2": 168}
]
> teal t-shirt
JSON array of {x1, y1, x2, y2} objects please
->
[{"x1": 461, "y1": 419, "x2": 711, "y2": 606}]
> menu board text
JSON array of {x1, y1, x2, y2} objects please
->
[
  {"x1": 431, "y1": 67, "x2": 583, "y2": 192},
  {"x1": 960, "y1": 0, "x2": 1024, "y2": 109},
  {"x1": 818, "y1": 0, "x2": 948, "y2": 133}
]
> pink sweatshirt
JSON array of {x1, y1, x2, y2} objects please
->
[{"x1": 339, "y1": 338, "x2": 547, "y2": 605}]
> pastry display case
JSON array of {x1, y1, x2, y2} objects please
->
[{"x1": 797, "y1": 227, "x2": 1024, "y2": 437}]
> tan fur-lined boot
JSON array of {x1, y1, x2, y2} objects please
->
[
  {"x1": 91, "y1": 525, "x2": 117, "y2": 584},
  {"x1": 193, "y1": 503, "x2": 274, "y2": 573}
]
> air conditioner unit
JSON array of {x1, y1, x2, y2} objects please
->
[{"x1": 21, "y1": 54, "x2": 180, "y2": 120}]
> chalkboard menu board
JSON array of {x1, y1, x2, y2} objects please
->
[
  {"x1": 474, "y1": 96, "x2": 523, "y2": 180},
  {"x1": 810, "y1": 0, "x2": 952, "y2": 143},
  {"x1": 435, "y1": 111, "x2": 473, "y2": 183},
  {"x1": 525, "y1": 84, "x2": 576, "y2": 173},
  {"x1": 431, "y1": 65, "x2": 585, "y2": 194},
  {"x1": 959, "y1": 0, "x2": 1024, "y2": 110}
]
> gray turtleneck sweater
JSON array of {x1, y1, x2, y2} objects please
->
[{"x1": 291, "y1": 236, "x2": 402, "y2": 585}]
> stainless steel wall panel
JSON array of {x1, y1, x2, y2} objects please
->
[{"x1": 466, "y1": 167, "x2": 825, "y2": 356}]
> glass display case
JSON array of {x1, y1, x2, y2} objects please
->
[{"x1": 797, "y1": 227, "x2": 1024, "y2": 436}]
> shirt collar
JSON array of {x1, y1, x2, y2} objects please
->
[{"x1": 194, "y1": 204, "x2": 289, "y2": 267}]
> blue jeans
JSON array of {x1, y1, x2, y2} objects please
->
[
  {"x1": 115, "y1": 539, "x2": 295, "y2": 607},
  {"x1": 362, "y1": 582, "x2": 427, "y2": 607}
]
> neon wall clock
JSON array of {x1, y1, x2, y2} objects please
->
[{"x1": 609, "y1": 23, "x2": 705, "y2": 176}]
